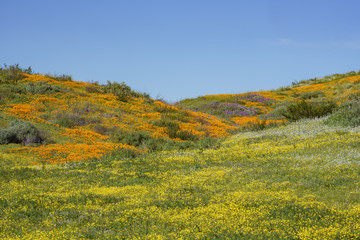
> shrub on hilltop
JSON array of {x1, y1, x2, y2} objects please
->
[
  {"x1": 0, "y1": 64, "x2": 32, "y2": 85},
  {"x1": 102, "y1": 81, "x2": 145, "y2": 102}
]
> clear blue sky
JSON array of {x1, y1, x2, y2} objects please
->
[{"x1": 1, "y1": 0, "x2": 360, "y2": 102}]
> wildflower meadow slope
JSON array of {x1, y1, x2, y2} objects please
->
[
  {"x1": 177, "y1": 70, "x2": 360, "y2": 127},
  {"x1": 0, "y1": 66, "x2": 236, "y2": 165},
  {"x1": 1, "y1": 117, "x2": 360, "y2": 239},
  {"x1": 1, "y1": 65, "x2": 360, "y2": 239}
]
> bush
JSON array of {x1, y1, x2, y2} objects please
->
[
  {"x1": 114, "y1": 131, "x2": 158, "y2": 151},
  {"x1": 45, "y1": 73, "x2": 72, "y2": 81},
  {"x1": 0, "y1": 120, "x2": 44, "y2": 145},
  {"x1": 26, "y1": 81, "x2": 63, "y2": 94},
  {"x1": 299, "y1": 91, "x2": 325, "y2": 100},
  {"x1": 0, "y1": 64, "x2": 31, "y2": 85},
  {"x1": 102, "y1": 81, "x2": 141, "y2": 102},
  {"x1": 153, "y1": 119, "x2": 180, "y2": 138},
  {"x1": 176, "y1": 130, "x2": 198, "y2": 141},
  {"x1": 281, "y1": 100, "x2": 337, "y2": 122},
  {"x1": 92, "y1": 125, "x2": 114, "y2": 136},
  {"x1": 84, "y1": 84, "x2": 101, "y2": 93},
  {"x1": 325, "y1": 93, "x2": 360, "y2": 127},
  {"x1": 55, "y1": 113, "x2": 99, "y2": 128}
]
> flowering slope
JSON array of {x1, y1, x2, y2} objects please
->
[
  {"x1": 1, "y1": 117, "x2": 360, "y2": 239},
  {"x1": 0, "y1": 72, "x2": 236, "y2": 164},
  {"x1": 177, "y1": 71, "x2": 360, "y2": 126}
]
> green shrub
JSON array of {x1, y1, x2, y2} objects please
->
[
  {"x1": 110, "y1": 147, "x2": 141, "y2": 159},
  {"x1": 92, "y1": 125, "x2": 115, "y2": 136},
  {"x1": 325, "y1": 93, "x2": 360, "y2": 127},
  {"x1": 114, "y1": 131, "x2": 158, "y2": 151},
  {"x1": 45, "y1": 73, "x2": 72, "y2": 81},
  {"x1": 281, "y1": 100, "x2": 337, "y2": 122},
  {"x1": 153, "y1": 119, "x2": 180, "y2": 138},
  {"x1": 176, "y1": 130, "x2": 198, "y2": 141},
  {"x1": 194, "y1": 137, "x2": 221, "y2": 150},
  {"x1": 26, "y1": 81, "x2": 63, "y2": 94},
  {"x1": 84, "y1": 84, "x2": 102, "y2": 93},
  {"x1": 0, "y1": 64, "x2": 31, "y2": 85},
  {"x1": 102, "y1": 81, "x2": 141, "y2": 102},
  {"x1": 299, "y1": 91, "x2": 325, "y2": 100},
  {"x1": 0, "y1": 120, "x2": 44, "y2": 145},
  {"x1": 55, "y1": 113, "x2": 99, "y2": 128}
]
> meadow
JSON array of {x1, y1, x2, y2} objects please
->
[
  {"x1": 1, "y1": 65, "x2": 360, "y2": 239},
  {"x1": 1, "y1": 117, "x2": 360, "y2": 239}
]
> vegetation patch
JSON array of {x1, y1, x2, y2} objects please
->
[
  {"x1": 279, "y1": 100, "x2": 337, "y2": 122},
  {"x1": 0, "y1": 119, "x2": 44, "y2": 145},
  {"x1": 325, "y1": 92, "x2": 360, "y2": 127}
]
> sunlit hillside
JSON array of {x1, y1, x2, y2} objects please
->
[
  {"x1": 1, "y1": 65, "x2": 360, "y2": 239},
  {"x1": 1, "y1": 117, "x2": 360, "y2": 239},
  {"x1": 177, "y1": 71, "x2": 360, "y2": 126},
  {"x1": 0, "y1": 65, "x2": 237, "y2": 165}
]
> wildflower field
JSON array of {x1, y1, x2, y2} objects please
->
[
  {"x1": 1, "y1": 118, "x2": 360, "y2": 239},
  {"x1": 1, "y1": 66, "x2": 360, "y2": 239}
]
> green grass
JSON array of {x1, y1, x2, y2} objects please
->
[{"x1": 1, "y1": 117, "x2": 360, "y2": 239}]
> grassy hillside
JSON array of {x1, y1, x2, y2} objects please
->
[
  {"x1": 1, "y1": 65, "x2": 360, "y2": 239},
  {"x1": 0, "y1": 65, "x2": 236, "y2": 165},
  {"x1": 176, "y1": 71, "x2": 360, "y2": 126},
  {"x1": 1, "y1": 117, "x2": 360, "y2": 239}
]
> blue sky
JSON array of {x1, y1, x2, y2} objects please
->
[{"x1": 1, "y1": 0, "x2": 360, "y2": 102}]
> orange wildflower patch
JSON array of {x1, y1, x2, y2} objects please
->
[
  {"x1": 232, "y1": 116, "x2": 258, "y2": 125},
  {"x1": 179, "y1": 122, "x2": 205, "y2": 137},
  {"x1": 294, "y1": 83, "x2": 326, "y2": 93},
  {"x1": 232, "y1": 116, "x2": 286, "y2": 126},
  {"x1": 151, "y1": 127, "x2": 168, "y2": 139},
  {"x1": 203, "y1": 125, "x2": 231, "y2": 138},
  {"x1": 136, "y1": 112, "x2": 162, "y2": 121},
  {"x1": 153, "y1": 101, "x2": 178, "y2": 112},
  {"x1": 62, "y1": 128, "x2": 109, "y2": 143},
  {"x1": 339, "y1": 75, "x2": 360, "y2": 83},
  {"x1": 204, "y1": 94, "x2": 236, "y2": 100},
  {"x1": 3, "y1": 104, "x2": 36, "y2": 120},
  {"x1": 12, "y1": 143, "x2": 134, "y2": 164},
  {"x1": 22, "y1": 73, "x2": 91, "y2": 88}
]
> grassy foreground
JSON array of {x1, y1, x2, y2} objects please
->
[{"x1": 1, "y1": 117, "x2": 360, "y2": 239}]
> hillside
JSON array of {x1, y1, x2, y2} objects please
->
[
  {"x1": 1, "y1": 65, "x2": 360, "y2": 238},
  {"x1": 1, "y1": 117, "x2": 360, "y2": 238},
  {"x1": 0, "y1": 65, "x2": 236, "y2": 165},
  {"x1": 176, "y1": 71, "x2": 360, "y2": 126}
]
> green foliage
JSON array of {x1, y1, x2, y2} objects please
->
[
  {"x1": 84, "y1": 84, "x2": 101, "y2": 93},
  {"x1": 325, "y1": 92, "x2": 360, "y2": 127},
  {"x1": 26, "y1": 81, "x2": 63, "y2": 95},
  {"x1": 0, "y1": 64, "x2": 31, "y2": 85},
  {"x1": 176, "y1": 130, "x2": 198, "y2": 141},
  {"x1": 153, "y1": 119, "x2": 180, "y2": 138},
  {"x1": 281, "y1": 100, "x2": 337, "y2": 122},
  {"x1": 114, "y1": 131, "x2": 159, "y2": 151},
  {"x1": 299, "y1": 91, "x2": 325, "y2": 100},
  {"x1": 91, "y1": 124, "x2": 114, "y2": 136},
  {"x1": 109, "y1": 147, "x2": 141, "y2": 159},
  {"x1": 0, "y1": 119, "x2": 44, "y2": 145},
  {"x1": 153, "y1": 118, "x2": 197, "y2": 140},
  {"x1": 45, "y1": 73, "x2": 72, "y2": 81},
  {"x1": 55, "y1": 112, "x2": 99, "y2": 128},
  {"x1": 101, "y1": 81, "x2": 142, "y2": 102}
]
